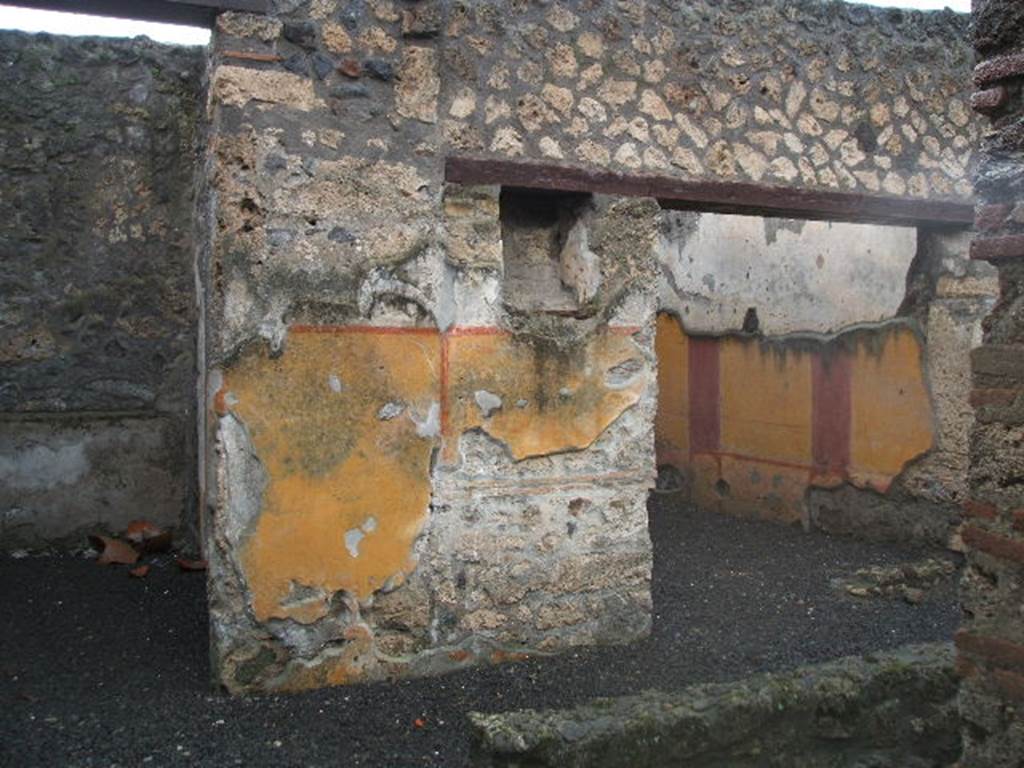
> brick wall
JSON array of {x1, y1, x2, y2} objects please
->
[{"x1": 957, "y1": 0, "x2": 1024, "y2": 763}]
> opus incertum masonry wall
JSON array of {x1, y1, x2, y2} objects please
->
[
  {"x1": 0, "y1": 32, "x2": 204, "y2": 548},
  {"x1": 198, "y1": 0, "x2": 980, "y2": 692}
]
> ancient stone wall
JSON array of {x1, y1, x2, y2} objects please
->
[
  {"x1": 439, "y1": 0, "x2": 977, "y2": 198},
  {"x1": 471, "y1": 643, "x2": 960, "y2": 768},
  {"x1": 654, "y1": 216, "x2": 997, "y2": 546},
  {"x1": 957, "y1": 0, "x2": 1024, "y2": 763},
  {"x1": 201, "y1": 0, "x2": 981, "y2": 693},
  {"x1": 0, "y1": 32, "x2": 205, "y2": 548}
]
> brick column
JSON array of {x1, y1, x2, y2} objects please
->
[{"x1": 957, "y1": 1, "x2": 1024, "y2": 763}]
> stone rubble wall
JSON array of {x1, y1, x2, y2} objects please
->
[
  {"x1": 957, "y1": 0, "x2": 1024, "y2": 764},
  {"x1": 470, "y1": 643, "x2": 960, "y2": 768},
  {"x1": 0, "y1": 32, "x2": 205, "y2": 548},
  {"x1": 438, "y1": 0, "x2": 977, "y2": 199},
  {"x1": 201, "y1": 0, "x2": 981, "y2": 693}
]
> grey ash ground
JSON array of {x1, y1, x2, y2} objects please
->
[{"x1": 0, "y1": 495, "x2": 959, "y2": 767}]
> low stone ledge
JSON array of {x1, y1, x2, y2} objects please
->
[{"x1": 469, "y1": 643, "x2": 958, "y2": 768}]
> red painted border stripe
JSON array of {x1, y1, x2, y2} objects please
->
[
  {"x1": 692, "y1": 450, "x2": 816, "y2": 474},
  {"x1": 290, "y1": 324, "x2": 440, "y2": 335},
  {"x1": 440, "y1": 331, "x2": 451, "y2": 438},
  {"x1": 688, "y1": 337, "x2": 720, "y2": 455},
  {"x1": 811, "y1": 351, "x2": 852, "y2": 473},
  {"x1": 287, "y1": 322, "x2": 643, "y2": 445}
]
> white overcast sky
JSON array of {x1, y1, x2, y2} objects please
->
[{"x1": 0, "y1": 0, "x2": 973, "y2": 46}]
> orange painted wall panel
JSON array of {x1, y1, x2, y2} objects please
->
[
  {"x1": 221, "y1": 329, "x2": 441, "y2": 624},
  {"x1": 688, "y1": 452, "x2": 724, "y2": 514},
  {"x1": 717, "y1": 455, "x2": 810, "y2": 524},
  {"x1": 849, "y1": 327, "x2": 934, "y2": 491},
  {"x1": 445, "y1": 329, "x2": 647, "y2": 463},
  {"x1": 654, "y1": 319, "x2": 935, "y2": 524},
  {"x1": 719, "y1": 338, "x2": 813, "y2": 466}
]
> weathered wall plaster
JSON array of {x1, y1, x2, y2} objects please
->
[
  {"x1": 210, "y1": 320, "x2": 658, "y2": 691},
  {"x1": 205, "y1": 174, "x2": 660, "y2": 690},
  {"x1": 655, "y1": 219, "x2": 996, "y2": 544},
  {"x1": 656, "y1": 318, "x2": 935, "y2": 523},
  {"x1": 657, "y1": 213, "x2": 919, "y2": 335},
  {"x1": 0, "y1": 32, "x2": 204, "y2": 548},
  {"x1": 200, "y1": 0, "x2": 980, "y2": 692}
]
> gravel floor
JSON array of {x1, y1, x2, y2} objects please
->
[{"x1": 0, "y1": 495, "x2": 960, "y2": 767}]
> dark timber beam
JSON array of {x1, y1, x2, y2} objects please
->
[
  {"x1": 7, "y1": 0, "x2": 267, "y2": 27},
  {"x1": 445, "y1": 157, "x2": 974, "y2": 228}
]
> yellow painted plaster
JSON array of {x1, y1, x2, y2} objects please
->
[
  {"x1": 717, "y1": 455, "x2": 810, "y2": 524},
  {"x1": 446, "y1": 330, "x2": 647, "y2": 462},
  {"x1": 222, "y1": 330, "x2": 441, "y2": 623},
  {"x1": 719, "y1": 338, "x2": 813, "y2": 466},
  {"x1": 849, "y1": 327, "x2": 934, "y2": 491}
]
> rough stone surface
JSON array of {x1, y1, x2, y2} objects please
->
[
  {"x1": 808, "y1": 483, "x2": 962, "y2": 548},
  {"x1": 831, "y1": 557, "x2": 957, "y2": 603},
  {"x1": 0, "y1": 32, "x2": 203, "y2": 548},
  {"x1": 470, "y1": 643, "x2": 960, "y2": 768},
  {"x1": 440, "y1": 0, "x2": 976, "y2": 199}
]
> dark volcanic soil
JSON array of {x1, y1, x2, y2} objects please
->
[{"x1": 0, "y1": 496, "x2": 960, "y2": 767}]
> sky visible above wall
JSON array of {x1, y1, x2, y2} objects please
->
[{"x1": 0, "y1": 0, "x2": 972, "y2": 45}]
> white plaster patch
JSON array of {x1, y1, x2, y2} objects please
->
[
  {"x1": 344, "y1": 528, "x2": 365, "y2": 558},
  {"x1": 377, "y1": 401, "x2": 405, "y2": 420},
  {"x1": 657, "y1": 212, "x2": 918, "y2": 335},
  {"x1": 474, "y1": 390, "x2": 503, "y2": 418},
  {"x1": 410, "y1": 402, "x2": 441, "y2": 438},
  {"x1": 0, "y1": 442, "x2": 89, "y2": 491}
]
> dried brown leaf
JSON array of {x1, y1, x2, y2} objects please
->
[
  {"x1": 140, "y1": 531, "x2": 173, "y2": 554},
  {"x1": 88, "y1": 535, "x2": 139, "y2": 566},
  {"x1": 124, "y1": 521, "x2": 172, "y2": 553},
  {"x1": 129, "y1": 564, "x2": 151, "y2": 578},
  {"x1": 176, "y1": 557, "x2": 207, "y2": 572},
  {"x1": 124, "y1": 520, "x2": 162, "y2": 543}
]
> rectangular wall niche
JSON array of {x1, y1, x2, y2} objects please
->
[{"x1": 499, "y1": 187, "x2": 598, "y2": 314}]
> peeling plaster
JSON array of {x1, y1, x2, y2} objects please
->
[
  {"x1": 446, "y1": 330, "x2": 649, "y2": 462},
  {"x1": 221, "y1": 330, "x2": 441, "y2": 622}
]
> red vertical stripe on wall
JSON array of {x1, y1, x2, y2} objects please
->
[
  {"x1": 811, "y1": 351, "x2": 852, "y2": 473},
  {"x1": 688, "y1": 337, "x2": 720, "y2": 455}
]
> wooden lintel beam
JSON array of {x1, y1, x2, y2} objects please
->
[
  {"x1": 7, "y1": 0, "x2": 268, "y2": 27},
  {"x1": 445, "y1": 157, "x2": 973, "y2": 228}
]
